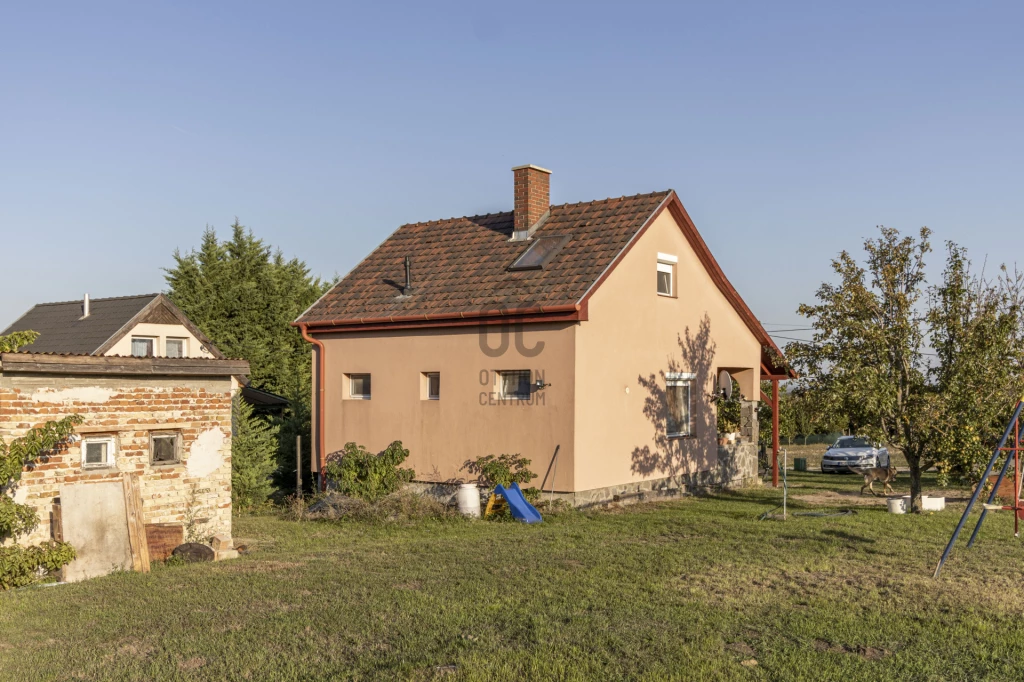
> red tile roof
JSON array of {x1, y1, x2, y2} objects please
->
[{"x1": 297, "y1": 191, "x2": 672, "y2": 325}]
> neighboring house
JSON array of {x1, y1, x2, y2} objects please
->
[
  {"x1": 295, "y1": 165, "x2": 793, "y2": 505},
  {"x1": 0, "y1": 294, "x2": 248, "y2": 581}
]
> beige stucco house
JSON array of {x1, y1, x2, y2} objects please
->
[{"x1": 296, "y1": 166, "x2": 791, "y2": 504}]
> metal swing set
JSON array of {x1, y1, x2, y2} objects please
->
[{"x1": 934, "y1": 398, "x2": 1024, "y2": 578}]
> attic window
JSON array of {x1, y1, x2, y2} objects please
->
[{"x1": 509, "y1": 235, "x2": 570, "y2": 271}]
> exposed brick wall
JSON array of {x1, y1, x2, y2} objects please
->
[
  {"x1": 513, "y1": 165, "x2": 551, "y2": 232},
  {"x1": 0, "y1": 375, "x2": 234, "y2": 547}
]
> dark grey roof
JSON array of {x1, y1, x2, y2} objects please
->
[{"x1": 1, "y1": 294, "x2": 159, "y2": 355}]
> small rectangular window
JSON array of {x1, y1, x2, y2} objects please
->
[
  {"x1": 666, "y1": 373, "x2": 695, "y2": 437},
  {"x1": 165, "y1": 338, "x2": 186, "y2": 358},
  {"x1": 498, "y1": 370, "x2": 532, "y2": 400},
  {"x1": 82, "y1": 436, "x2": 116, "y2": 468},
  {"x1": 151, "y1": 432, "x2": 181, "y2": 465},
  {"x1": 131, "y1": 337, "x2": 155, "y2": 357},
  {"x1": 425, "y1": 372, "x2": 440, "y2": 400},
  {"x1": 657, "y1": 262, "x2": 674, "y2": 296},
  {"x1": 349, "y1": 374, "x2": 371, "y2": 399}
]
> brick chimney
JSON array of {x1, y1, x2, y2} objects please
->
[{"x1": 512, "y1": 164, "x2": 551, "y2": 241}]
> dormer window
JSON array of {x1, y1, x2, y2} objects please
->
[
  {"x1": 509, "y1": 235, "x2": 570, "y2": 271},
  {"x1": 131, "y1": 337, "x2": 155, "y2": 357}
]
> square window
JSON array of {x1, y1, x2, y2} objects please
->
[
  {"x1": 425, "y1": 372, "x2": 440, "y2": 400},
  {"x1": 666, "y1": 373, "x2": 695, "y2": 437},
  {"x1": 165, "y1": 338, "x2": 186, "y2": 358},
  {"x1": 498, "y1": 370, "x2": 532, "y2": 400},
  {"x1": 509, "y1": 235, "x2": 571, "y2": 271},
  {"x1": 82, "y1": 436, "x2": 115, "y2": 468},
  {"x1": 131, "y1": 337, "x2": 155, "y2": 357},
  {"x1": 657, "y1": 262, "x2": 674, "y2": 296},
  {"x1": 349, "y1": 374, "x2": 371, "y2": 399},
  {"x1": 151, "y1": 432, "x2": 181, "y2": 465}
]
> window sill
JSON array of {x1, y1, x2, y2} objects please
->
[
  {"x1": 151, "y1": 460, "x2": 182, "y2": 467},
  {"x1": 666, "y1": 433, "x2": 695, "y2": 440},
  {"x1": 81, "y1": 464, "x2": 117, "y2": 471},
  {"x1": 346, "y1": 396, "x2": 371, "y2": 401}
]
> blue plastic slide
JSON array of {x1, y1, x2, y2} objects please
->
[{"x1": 494, "y1": 483, "x2": 543, "y2": 523}]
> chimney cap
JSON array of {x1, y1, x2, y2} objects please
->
[{"x1": 511, "y1": 164, "x2": 552, "y2": 174}]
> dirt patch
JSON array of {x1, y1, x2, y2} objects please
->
[
  {"x1": 727, "y1": 642, "x2": 756, "y2": 657},
  {"x1": 793, "y1": 490, "x2": 887, "y2": 507},
  {"x1": 179, "y1": 657, "x2": 206, "y2": 671}
]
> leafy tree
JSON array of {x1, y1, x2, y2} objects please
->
[
  {"x1": 165, "y1": 221, "x2": 330, "y2": 491},
  {"x1": 787, "y1": 227, "x2": 933, "y2": 509},
  {"x1": 231, "y1": 394, "x2": 280, "y2": 509},
  {"x1": 788, "y1": 227, "x2": 1024, "y2": 511},
  {"x1": 927, "y1": 244, "x2": 1024, "y2": 485}
]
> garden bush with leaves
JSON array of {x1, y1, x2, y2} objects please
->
[
  {"x1": 0, "y1": 413, "x2": 81, "y2": 589},
  {"x1": 323, "y1": 441, "x2": 415, "y2": 503},
  {"x1": 468, "y1": 454, "x2": 539, "y2": 498}
]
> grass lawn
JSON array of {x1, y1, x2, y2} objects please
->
[{"x1": 3, "y1": 472, "x2": 1024, "y2": 681}]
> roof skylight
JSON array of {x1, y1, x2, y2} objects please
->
[{"x1": 508, "y1": 235, "x2": 570, "y2": 271}]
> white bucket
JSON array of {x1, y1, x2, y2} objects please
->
[
  {"x1": 456, "y1": 483, "x2": 481, "y2": 518},
  {"x1": 921, "y1": 495, "x2": 946, "y2": 512},
  {"x1": 887, "y1": 497, "x2": 907, "y2": 514}
]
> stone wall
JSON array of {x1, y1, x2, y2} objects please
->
[{"x1": 0, "y1": 374, "x2": 234, "y2": 547}]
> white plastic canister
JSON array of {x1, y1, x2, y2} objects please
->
[{"x1": 456, "y1": 483, "x2": 481, "y2": 518}]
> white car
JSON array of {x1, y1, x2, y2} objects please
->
[{"x1": 820, "y1": 436, "x2": 890, "y2": 473}]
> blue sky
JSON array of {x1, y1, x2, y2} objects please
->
[{"x1": 2, "y1": 1, "x2": 1022, "y2": 345}]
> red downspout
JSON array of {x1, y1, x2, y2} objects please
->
[
  {"x1": 771, "y1": 379, "x2": 780, "y2": 488},
  {"x1": 298, "y1": 323, "x2": 327, "y2": 491}
]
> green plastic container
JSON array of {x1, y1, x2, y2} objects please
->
[{"x1": 794, "y1": 457, "x2": 808, "y2": 472}]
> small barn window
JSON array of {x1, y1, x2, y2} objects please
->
[
  {"x1": 423, "y1": 372, "x2": 440, "y2": 400},
  {"x1": 666, "y1": 372, "x2": 695, "y2": 437},
  {"x1": 498, "y1": 370, "x2": 532, "y2": 400},
  {"x1": 151, "y1": 432, "x2": 182, "y2": 465},
  {"x1": 348, "y1": 374, "x2": 371, "y2": 399},
  {"x1": 82, "y1": 436, "x2": 116, "y2": 468}
]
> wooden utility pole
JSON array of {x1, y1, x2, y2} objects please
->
[
  {"x1": 296, "y1": 435, "x2": 302, "y2": 495},
  {"x1": 772, "y1": 379, "x2": 780, "y2": 488}
]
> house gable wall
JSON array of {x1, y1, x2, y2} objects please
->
[
  {"x1": 573, "y1": 208, "x2": 762, "y2": 491},
  {"x1": 103, "y1": 322, "x2": 215, "y2": 358}
]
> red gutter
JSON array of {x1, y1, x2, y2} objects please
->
[
  {"x1": 299, "y1": 303, "x2": 581, "y2": 328},
  {"x1": 298, "y1": 323, "x2": 327, "y2": 491}
]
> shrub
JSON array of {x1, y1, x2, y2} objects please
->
[
  {"x1": 323, "y1": 441, "x2": 415, "y2": 503},
  {"x1": 468, "y1": 453, "x2": 536, "y2": 489}
]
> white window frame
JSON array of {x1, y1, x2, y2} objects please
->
[
  {"x1": 131, "y1": 336, "x2": 156, "y2": 358},
  {"x1": 424, "y1": 372, "x2": 440, "y2": 400},
  {"x1": 666, "y1": 372, "x2": 695, "y2": 438},
  {"x1": 150, "y1": 431, "x2": 182, "y2": 465},
  {"x1": 657, "y1": 253, "x2": 677, "y2": 297},
  {"x1": 165, "y1": 337, "x2": 187, "y2": 358},
  {"x1": 82, "y1": 435, "x2": 116, "y2": 468},
  {"x1": 497, "y1": 370, "x2": 533, "y2": 401},
  {"x1": 348, "y1": 373, "x2": 371, "y2": 400}
]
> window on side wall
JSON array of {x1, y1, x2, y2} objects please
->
[
  {"x1": 82, "y1": 436, "x2": 116, "y2": 468},
  {"x1": 423, "y1": 372, "x2": 440, "y2": 400},
  {"x1": 666, "y1": 372, "x2": 695, "y2": 437},
  {"x1": 131, "y1": 337, "x2": 155, "y2": 357},
  {"x1": 151, "y1": 431, "x2": 182, "y2": 465},
  {"x1": 348, "y1": 374, "x2": 371, "y2": 400},
  {"x1": 165, "y1": 338, "x2": 187, "y2": 358},
  {"x1": 497, "y1": 370, "x2": 532, "y2": 400},
  {"x1": 657, "y1": 253, "x2": 677, "y2": 297}
]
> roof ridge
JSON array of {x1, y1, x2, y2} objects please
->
[
  {"x1": 394, "y1": 190, "x2": 673, "y2": 230},
  {"x1": 30, "y1": 293, "x2": 160, "y2": 307}
]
